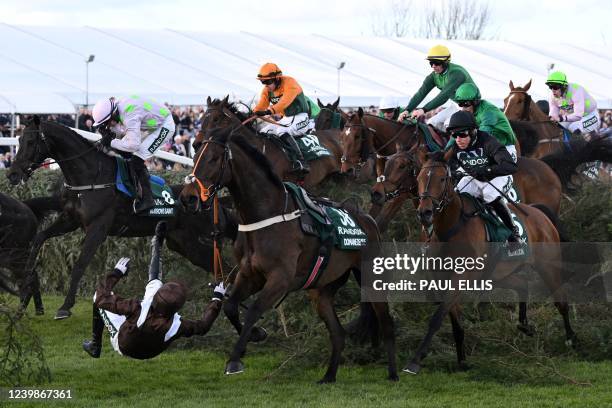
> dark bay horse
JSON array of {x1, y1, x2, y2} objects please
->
[
  {"x1": 7, "y1": 117, "x2": 236, "y2": 319},
  {"x1": 503, "y1": 80, "x2": 567, "y2": 158},
  {"x1": 180, "y1": 127, "x2": 398, "y2": 383},
  {"x1": 0, "y1": 193, "x2": 43, "y2": 307},
  {"x1": 402, "y1": 147, "x2": 575, "y2": 375},
  {"x1": 195, "y1": 96, "x2": 342, "y2": 190}
]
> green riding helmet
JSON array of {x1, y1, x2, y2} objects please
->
[
  {"x1": 454, "y1": 83, "x2": 481, "y2": 102},
  {"x1": 545, "y1": 71, "x2": 568, "y2": 87},
  {"x1": 447, "y1": 110, "x2": 477, "y2": 132}
]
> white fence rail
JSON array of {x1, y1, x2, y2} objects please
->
[{"x1": 0, "y1": 128, "x2": 194, "y2": 167}]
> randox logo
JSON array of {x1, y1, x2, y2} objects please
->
[
  {"x1": 464, "y1": 157, "x2": 489, "y2": 166},
  {"x1": 148, "y1": 127, "x2": 170, "y2": 153},
  {"x1": 583, "y1": 116, "x2": 597, "y2": 127}
]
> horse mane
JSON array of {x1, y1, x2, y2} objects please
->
[
  {"x1": 209, "y1": 126, "x2": 284, "y2": 188},
  {"x1": 39, "y1": 120, "x2": 96, "y2": 148},
  {"x1": 509, "y1": 120, "x2": 538, "y2": 156}
]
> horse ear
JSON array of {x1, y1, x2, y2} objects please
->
[
  {"x1": 222, "y1": 95, "x2": 229, "y2": 105},
  {"x1": 509, "y1": 80, "x2": 515, "y2": 90},
  {"x1": 416, "y1": 146, "x2": 428, "y2": 165},
  {"x1": 206, "y1": 96, "x2": 212, "y2": 106},
  {"x1": 443, "y1": 148, "x2": 454, "y2": 162},
  {"x1": 524, "y1": 79, "x2": 532, "y2": 92},
  {"x1": 33, "y1": 115, "x2": 41, "y2": 126},
  {"x1": 332, "y1": 97, "x2": 340, "y2": 110},
  {"x1": 358, "y1": 107, "x2": 364, "y2": 118},
  {"x1": 317, "y1": 98, "x2": 324, "y2": 108}
]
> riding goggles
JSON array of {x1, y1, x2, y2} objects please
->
[
  {"x1": 547, "y1": 84, "x2": 562, "y2": 91},
  {"x1": 457, "y1": 101, "x2": 473, "y2": 108},
  {"x1": 451, "y1": 129, "x2": 472, "y2": 139},
  {"x1": 260, "y1": 79, "x2": 275, "y2": 85},
  {"x1": 429, "y1": 60, "x2": 444, "y2": 67}
]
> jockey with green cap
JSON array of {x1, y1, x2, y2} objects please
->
[
  {"x1": 448, "y1": 83, "x2": 518, "y2": 162},
  {"x1": 545, "y1": 71, "x2": 600, "y2": 135}
]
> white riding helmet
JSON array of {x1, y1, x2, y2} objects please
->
[
  {"x1": 92, "y1": 98, "x2": 118, "y2": 127},
  {"x1": 379, "y1": 96, "x2": 399, "y2": 110}
]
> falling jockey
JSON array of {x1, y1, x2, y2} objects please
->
[
  {"x1": 446, "y1": 111, "x2": 521, "y2": 248},
  {"x1": 92, "y1": 96, "x2": 175, "y2": 213},
  {"x1": 82, "y1": 222, "x2": 226, "y2": 359},
  {"x1": 253, "y1": 62, "x2": 315, "y2": 174}
]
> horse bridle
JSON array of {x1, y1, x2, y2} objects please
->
[
  {"x1": 418, "y1": 163, "x2": 453, "y2": 213},
  {"x1": 507, "y1": 90, "x2": 533, "y2": 121},
  {"x1": 185, "y1": 137, "x2": 233, "y2": 208},
  {"x1": 19, "y1": 125, "x2": 98, "y2": 176},
  {"x1": 341, "y1": 118, "x2": 374, "y2": 169},
  {"x1": 378, "y1": 152, "x2": 420, "y2": 201}
]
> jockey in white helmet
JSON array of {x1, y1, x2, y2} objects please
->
[{"x1": 92, "y1": 96, "x2": 175, "y2": 213}]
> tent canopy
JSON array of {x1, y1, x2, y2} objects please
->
[{"x1": 1, "y1": 24, "x2": 610, "y2": 113}]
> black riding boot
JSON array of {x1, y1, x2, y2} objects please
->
[
  {"x1": 490, "y1": 197, "x2": 521, "y2": 249},
  {"x1": 82, "y1": 305, "x2": 104, "y2": 358},
  {"x1": 130, "y1": 157, "x2": 155, "y2": 214},
  {"x1": 148, "y1": 222, "x2": 166, "y2": 282},
  {"x1": 280, "y1": 133, "x2": 310, "y2": 174}
]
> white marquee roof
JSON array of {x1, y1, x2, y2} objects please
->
[{"x1": 1, "y1": 23, "x2": 611, "y2": 113}]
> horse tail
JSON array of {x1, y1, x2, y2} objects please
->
[
  {"x1": 530, "y1": 203, "x2": 570, "y2": 243},
  {"x1": 23, "y1": 196, "x2": 62, "y2": 222}
]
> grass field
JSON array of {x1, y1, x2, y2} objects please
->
[{"x1": 3, "y1": 295, "x2": 612, "y2": 408}]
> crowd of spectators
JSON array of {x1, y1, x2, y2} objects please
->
[{"x1": 599, "y1": 110, "x2": 612, "y2": 129}]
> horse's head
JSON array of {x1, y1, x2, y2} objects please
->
[
  {"x1": 315, "y1": 97, "x2": 343, "y2": 130},
  {"x1": 503, "y1": 79, "x2": 534, "y2": 121},
  {"x1": 416, "y1": 147, "x2": 454, "y2": 226},
  {"x1": 180, "y1": 127, "x2": 234, "y2": 213},
  {"x1": 195, "y1": 95, "x2": 249, "y2": 151},
  {"x1": 370, "y1": 143, "x2": 419, "y2": 206},
  {"x1": 6, "y1": 115, "x2": 50, "y2": 185},
  {"x1": 340, "y1": 107, "x2": 371, "y2": 174}
]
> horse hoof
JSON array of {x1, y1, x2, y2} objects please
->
[
  {"x1": 517, "y1": 323, "x2": 535, "y2": 337},
  {"x1": 402, "y1": 362, "x2": 421, "y2": 375},
  {"x1": 249, "y1": 327, "x2": 268, "y2": 343},
  {"x1": 224, "y1": 360, "x2": 244, "y2": 375},
  {"x1": 54, "y1": 309, "x2": 72, "y2": 320},
  {"x1": 316, "y1": 377, "x2": 336, "y2": 384},
  {"x1": 35, "y1": 309, "x2": 45, "y2": 316}
]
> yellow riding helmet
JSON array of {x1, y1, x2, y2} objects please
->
[
  {"x1": 257, "y1": 63, "x2": 283, "y2": 80},
  {"x1": 426, "y1": 45, "x2": 451, "y2": 62}
]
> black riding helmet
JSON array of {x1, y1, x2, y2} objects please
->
[{"x1": 447, "y1": 110, "x2": 477, "y2": 132}]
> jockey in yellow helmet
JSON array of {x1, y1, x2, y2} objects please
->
[{"x1": 398, "y1": 45, "x2": 480, "y2": 133}]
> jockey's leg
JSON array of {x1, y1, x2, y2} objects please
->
[
  {"x1": 426, "y1": 101, "x2": 459, "y2": 133},
  {"x1": 83, "y1": 296, "x2": 104, "y2": 358},
  {"x1": 148, "y1": 222, "x2": 166, "y2": 282},
  {"x1": 284, "y1": 113, "x2": 312, "y2": 173},
  {"x1": 280, "y1": 133, "x2": 309, "y2": 173},
  {"x1": 130, "y1": 157, "x2": 155, "y2": 213},
  {"x1": 487, "y1": 180, "x2": 520, "y2": 248}
]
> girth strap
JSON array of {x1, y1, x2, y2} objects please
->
[
  {"x1": 64, "y1": 182, "x2": 116, "y2": 191},
  {"x1": 238, "y1": 210, "x2": 303, "y2": 232}
]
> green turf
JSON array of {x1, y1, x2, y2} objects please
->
[{"x1": 4, "y1": 296, "x2": 612, "y2": 408}]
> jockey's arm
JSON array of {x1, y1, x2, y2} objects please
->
[
  {"x1": 565, "y1": 88, "x2": 586, "y2": 122},
  {"x1": 548, "y1": 97, "x2": 561, "y2": 120},
  {"x1": 269, "y1": 78, "x2": 301, "y2": 116},
  {"x1": 110, "y1": 114, "x2": 142, "y2": 152},
  {"x1": 488, "y1": 143, "x2": 518, "y2": 177},
  {"x1": 175, "y1": 299, "x2": 223, "y2": 338},
  {"x1": 94, "y1": 272, "x2": 140, "y2": 316},
  {"x1": 254, "y1": 88, "x2": 271, "y2": 113},
  {"x1": 423, "y1": 71, "x2": 466, "y2": 113},
  {"x1": 406, "y1": 74, "x2": 435, "y2": 112}
]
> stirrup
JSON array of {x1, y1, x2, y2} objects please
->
[{"x1": 133, "y1": 197, "x2": 155, "y2": 214}]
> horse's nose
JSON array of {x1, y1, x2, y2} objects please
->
[
  {"x1": 6, "y1": 170, "x2": 21, "y2": 185},
  {"x1": 371, "y1": 190, "x2": 385, "y2": 205},
  {"x1": 418, "y1": 209, "x2": 433, "y2": 226},
  {"x1": 180, "y1": 193, "x2": 200, "y2": 213}
]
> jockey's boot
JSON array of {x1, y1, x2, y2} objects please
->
[
  {"x1": 82, "y1": 305, "x2": 103, "y2": 358},
  {"x1": 131, "y1": 157, "x2": 155, "y2": 214},
  {"x1": 280, "y1": 133, "x2": 310, "y2": 175},
  {"x1": 490, "y1": 197, "x2": 521, "y2": 251}
]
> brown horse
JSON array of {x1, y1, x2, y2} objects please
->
[
  {"x1": 180, "y1": 127, "x2": 398, "y2": 383},
  {"x1": 195, "y1": 96, "x2": 342, "y2": 190},
  {"x1": 402, "y1": 147, "x2": 576, "y2": 375},
  {"x1": 371, "y1": 146, "x2": 562, "y2": 233},
  {"x1": 314, "y1": 97, "x2": 348, "y2": 130},
  {"x1": 503, "y1": 80, "x2": 567, "y2": 158}
]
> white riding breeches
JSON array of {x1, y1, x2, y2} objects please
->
[
  {"x1": 257, "y1": 113, "x2": 314, "y2": 137},
  {"x1": 426, "y1": 100, "x2": 460, "y2": 132}
]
